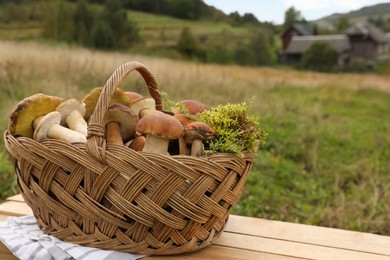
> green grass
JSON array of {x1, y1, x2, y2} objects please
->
[{"x1": 233, "y1": 87, "x2": 390, "y2": 234}]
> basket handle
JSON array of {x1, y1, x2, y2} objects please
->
[{"x1": 86, "y1": 61, "x2": 162, "y2": 161}]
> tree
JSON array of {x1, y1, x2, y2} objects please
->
[
  {"x1": 301, "y1": 41, "x2": 338, "y2": 72},
  {"x1": 41, "y1": 0, "x2": 74, "y2": 42},
  {"x1": 283, "y1": 6, "x2": 304, "y2": 31},
  {"x1": 336, "y1": 17, "x2": 350, "y2": 33},
  {"x1": 91, "y1": 0, "x2": 140, "y2": 49},
  {"x1": 249, "y1": 29, "x2": 276, "y2": 66},
  {"x1": 207, "y1": 45, "x2": 232, "y2": 64},
  {"x1": 73, "y1": 0, "x2": 93, "y2": 45},
  {"x1": 90, "y1": 20, "x2": 116, "y2": 49},
  {"x1": 233, "y1": 41, "x2": 255, "y2": 66},
  {"x1": 176, "y1": 27, "x2": 198, "y2": 58}
]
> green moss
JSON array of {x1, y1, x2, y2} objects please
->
[{"x1": 198, "y1": 98, "x2": 266, "y2": 154}]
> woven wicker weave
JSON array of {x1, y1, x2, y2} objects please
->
[{"x1": 3, "y1": 61, "x2": 256, "y2": 255}]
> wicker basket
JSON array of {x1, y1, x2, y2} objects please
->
[{"x1": 3, "y1": 61, "x2": 256, "y2": 255}]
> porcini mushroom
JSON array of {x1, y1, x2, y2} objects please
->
[
  {"x1": 173, "y1": 113, "x2": 195, "y2": 155},
  {"x1": 82, "y1": 87, "x2": 131, "y2": 121},
  {"x1": 135, "y1": 112, "x2": 183, "y2": 154},
  {"x1": 34, "y1": 111, "x2": 87, "y2": 143},
  {"x1": 124, "y1": 91, "x2": 143, "y2": 101},
  {"x1": 128, "y1": 135, "x2": 146, "y2": 151},
  {"x1": 130, "y1": 97, "x2": 156, "y2": 117},
  {"x1": 104, "y1": 103, "x2": 138, "y2": 145},
  {"x1": 173, "y1": 100, "x2": 209, "y2": 115},
  {"x1": 184, "y1": 122, "x2": 217, "y2": 156},
  {"x1": 8, "y1": 93, "x2": 64, "y2": 138},
  {"x1": 56, "y1": 98, "x2": 88, "y2": 135}
]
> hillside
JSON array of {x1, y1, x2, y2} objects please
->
[
  {"x1": 0, "y1": 0, "x2": 278, "y2": 67},
  {"x1": 314, "y1": 2, "x2": 390, "y2": 30}
]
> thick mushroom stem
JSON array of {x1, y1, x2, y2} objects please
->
[
  {"x1": 106, "y1": 121, "x2": 122, "y2": 145},
  {"x1": 56, "y1": 98, "x2": 88, "y2": 135},
  {"x1": 178, "y1": 136, "x2": 190, "y2": 155},
  {"x1": 142, "y1": 134, "x2": 169, "y2": 154},
  {"x1": 103, "y1": 103, "x2": 138, "y2": 145},
  {"x1": 34, "y1": 111, "x2": 87, "y2": 143},
  {"x1": 191, "y1": 139, "x2": 204, "y2": 156},
  {"x1": 47, "y1": 124, "x2": 87, "y2": 143},
  {"x1": 128, "y1": 135, "x2": 146, "y2": 151},
  {"x1": 66, "y1": 110, "x2": 88, "y2": 135},
  {"x1": 183, "y1": 122, "x2": 217, "y2": 157}
]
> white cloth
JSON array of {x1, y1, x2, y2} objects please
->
[{"x1": 0, "y1": 216, "x2": 146, "y2": 260}]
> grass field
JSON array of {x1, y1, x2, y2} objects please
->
[{"x1": 0, "y1": 40, "x2": 390, "y2": 235}]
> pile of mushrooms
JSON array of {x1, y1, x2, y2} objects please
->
[{"x1": 8, "y1": 89, "x2": 217, "y2": 157}]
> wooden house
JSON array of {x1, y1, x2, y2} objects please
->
[{"x1": 281, "y1": 22, "x2": 390, "y2": 68}]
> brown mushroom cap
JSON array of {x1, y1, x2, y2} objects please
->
[
  {"x1": 174, "y1": 100, "x2": 209, "y2": 115},
  {"x1": 124, "y1": 91, "x2": 143, "y2": 101},
  {"x1": 136, "y1": 112, "x2": 183, "y2": 139},
  {"x1": 184, "y1": 122, "x2": 217, "y2": 144},
  {"x1": 104, "y1": 103, "x2": 138, "y2": 142},
  {"x1": 173, "y1": 113, "x2": 195, "y2": 126},
  {"x1": 82, "y1": 87, "x2": 131, "y2": 121},
  {"x1": 8, "y1": 93, "x2": 64, "y2": 138}
]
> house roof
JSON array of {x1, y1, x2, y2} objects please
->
[
  {"x1": 345, "y1": 22, "x2": 388, "y2": 43},
  {"x1": 284, "y1": 35, "x2": 350, "y2": 54},
  {"x1": 282, "y1": 23, "x2": 315, "y2": 37}
]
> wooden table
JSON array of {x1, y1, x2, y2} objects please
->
[{"x1": 1, "y1": 194, "x2": 389, "y2": 260}]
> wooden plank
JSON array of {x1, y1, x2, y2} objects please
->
[
  {"x1": 144, "y1": 245, "x2": 304, "y2": 260},
  {"x1": 0, "y1": 214, "x2": 10, "y2": 222},
  {"x1": 215, "y1": 232, "x2": 390, "y2": 260},
  {"x1": 0, "y1": 201, "x2": 33, "y2": 216},
  {"x1": 0, "y1": 253, "x2": 18, "y2": 260},
  {"x1": 225, "y1": 215, "x2": 390, "y2": 256},
  {"x1": 0, "y1": 241, "x2": 18, "y2": 260},
  {"x1": 5, "y1": 194, "x2": 24, "y2": 202}
]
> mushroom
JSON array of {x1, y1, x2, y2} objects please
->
[
  {"x1": 56, "y1": 98, "x2": 88, "y2": 135},
  {"x1": 124, "y1": 91, "x2": 143, "y2": 101},
  {"x1": 128, "y1": 135, "x2": 146, "y2": 151},
  {"x1": 172, "y1": 113, "x2": 195, "y2": 155},
  {"x1": 34, "y1": 111, "x2": 87, "y2": 143},
  {"x1": 135, "y1": 112, "x2": 183, "y2": 154},
  {"x1": 82, "y1": 87, "x2": 131, "y2": 121},
  {"x1": 103, "y1": 103, "x2": 138, "y2": 145},
  {"x1": 8, "y1": 93, "x2": 64, "y2": 138},
  {"x1": 173, "y1": 100, "x2": 209, "y2": 115},
  {"x1": 184, "y1": 122, "x2": 217, "y2": 156},
  {"x1": 130, "y1": 97, "x2": 156, "y2": 117}
]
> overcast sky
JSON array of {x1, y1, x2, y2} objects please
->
[{"x1": 203, "y1": 0, "x2": 390, "y2": 24}]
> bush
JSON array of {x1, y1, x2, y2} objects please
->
[
  {"x1": 207, "y1": 45, "x2": 232, "y2": 64},
  {"x1": 233, "y1": 41, "x2": 255, "y2": 66},
  {"x1": 176, "y1": 27, "x2": 198, "y2": 58},
  {"x1": 374, "y1": 59, "x2": 390, "y2": 75},
  {"x1": 301, "y1": 41, "x2": 338, "y2": 72},
  {"x1": 90, "y1": 20, "x2": 116, "y2": 49},
  {"x1": 347, "y1": 58, "x2": 368, "y2": 73}
]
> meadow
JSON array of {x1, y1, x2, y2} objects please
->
[{"x1": 0, "y1": 39, "x2": 389, "y2": 235}]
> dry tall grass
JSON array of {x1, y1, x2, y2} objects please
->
[
  {"x1": 1, "y1": 39, "x2": 390, "y2": 100},
  {"x1": 2, "y1": 39, "x2": 389, "y2": 131}
]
